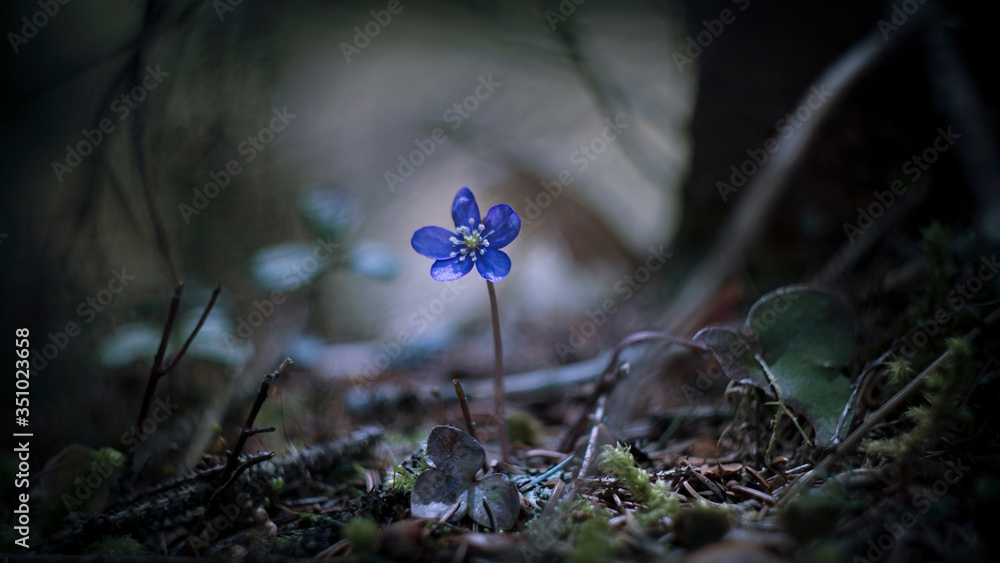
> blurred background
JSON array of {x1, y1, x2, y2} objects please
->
[{"x1": 2, "y1": 0, "x2": 997, "y2": 489}]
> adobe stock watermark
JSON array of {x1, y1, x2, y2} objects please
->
[
  {"x1": 28, "y1": 267, "x2": 137, "y2": 375},
  {"x1": 717, "y1": 83, "x2": 833, "y2": 202},
  {"x1": 7, "y1": 0, "x2": 72, "y2": 54},
  {"x1": 672, "y1": 0, "x2": 751, "y2": 73},
  {"x1": 877, "y1": 0, "x2": 928, "y2": 41},
  {"x1": 60, "y1": 395, "x2": 179, "y2": 512},
  {"x1": 843, "y1": 126, "x2": 960, "y2": 243},
  {"x1": 51, "y1": 65, "x2": 170, "y2": 182},
  {"x1": 340, "y1": 0, "x2": 413, "y2": 63},
  {"x1": 855, "y1": 458, "x2": 970, "y2": 562},
  {"x1": 179, "y1": 106, "x2": 296, "y2": 223},
  {"x1": 521, "y1": 113, "x2": 630, "y2": 226},
  {"x1": 385, "y1": 74, "x2": 502, "y2": 192},
  {"x1": 361, "y1": 278, "x2": 469, "y2": 378},
  {"x1": 893, "y1": 254, "x2": 997, "y2": 360},
  {"x1": 681, "y1": 290, "x2": 801, "y2": 403},
  {"x1": 224, "y1": 235, "x2": 340, "y2": 350},
  {"x1": 212, "y1": 0, "x2": 245, "y2": 21},
  {"x1": 188, "y1": 491, "x2": 256, "y2": 555},
  {"x1": 554, "y1": 245, "x2": 672, "y2": 361},
  {"x1": 544, "y1": 0, "x2": 587, "y2": 30}
]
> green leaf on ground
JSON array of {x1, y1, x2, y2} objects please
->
[{"x1": 694, "y1": 285, "x2": 856, "y2": 446}]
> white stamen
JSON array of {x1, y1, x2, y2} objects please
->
[
  {"x1": 449, "y1": 252, "x2": 457, "y2": 258},
  {"x1": 459, "y1": 255, "x2": 466, "y2": 261},
  {"x1": 471, "y1": 254, "x2": 477, "y2": 261},
  {"x1": 460, "y1": 248, "x2": 469, "y2": 255},
  {"x1": 479, "y1": 248, "x2": 485, "y2": 255},
  {"x1": 449, "y1": 237, "x2": 460, "y2": 244},
  {"x1": 469, "y1": 218, "x2": 475, "y2": 225},
  {"x1": 478, "y1": 224, "x2": 485, "y2": 232},
  {"x1": 483, "y1": 240, "x2": 489, "y2": 247}
]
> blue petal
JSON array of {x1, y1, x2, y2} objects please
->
[
  {"x1": 412, "y1": 226, "x2": 458, "y2": 259},
  {"x1": 475, "y1": 248, "x2": 511, "y2": 282},
  {"x1": 431, "y1": 256, "x2": 474, "y2": 281},
  {"x1": 482, "y1": 204, "x2": 520, "y2": 249},
  {"x1": 451, "y1": 187, "x2": 481, "y2": 230}
]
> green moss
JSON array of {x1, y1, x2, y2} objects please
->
[
  {"x1": 269, "y1": 476, "x2": 285, "y2": 494},
  {"x1": 567, "y1": 514, "x2": 621, "y2": 563},
  {"x1": 84, "y1": 535, "x2": 144, "y2": 556},
  {"x1": 598, "y1": 444, "x2": 681, "y2": 528},
  {"x1": 386, "y1": 449, "x2": 428, "y2": 494},
  {"x1": 906, "y1": 222, "x2": 957, "y2": 323},
  {"x1": 779, "y1": 490, "x2": 839, "y2": 543},
  {"x1": 507, "y1": 412, "x2": 541, "y2": 446},
  {"x1": 864, "y1": 337, "x2": 976, "y2": 458},
  {"x1": 298, "y1": 512, "x2": 320, "y2": 526},
  {"x1": 672, "y1": 504, "x2": 731, "y2": 549},
  {"x1": 344, "y1": 516, "x2": 379, "y2": 553},
  {"x1": 884, "y1": 358, "x2": 914, "y2": 394}
]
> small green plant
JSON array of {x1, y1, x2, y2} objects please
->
[
  {"x1": 84, "y1": 535, "x2": 144, "y2": 556},
  {"x1": 567, "y1": 513, "x2": 621, "y2": 563},
  {"x1": 409, "y1": 426, "x2": 521, "y2": 530},
  {"x1": 598, "y1": 444, "x2": 680, "y2": 527},
  {"x1": 343, "y1": 516, "x2": 379, "y2": 554},
  {"x1": 884, "y1": 358, "x2": 914, "y2": 394},
  {"x1": 905, "y1": 222, "x2": 957, "y2": 324},
  {"x1": 386, "y1": 449, "x2": 428, "y2": 494},
  {"x1": 863, "y1": 337, "x2": 976, "y2": 458}
]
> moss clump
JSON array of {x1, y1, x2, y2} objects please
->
[
  {"x1": 567, "y1": 512, "x2": 621, "y2": 563},
  {"x1": 779, "y1": 490, "x2": 840, "y2": 543},
  {"x1": 883, "y1": 358, "x2": 914, "y2": 395},
  {"x1": 598, "y1": 444, "x2": 681, "y2": 527},
  {"x1": 84, "y1": 535, "x2": 144, "y2": 556},
  {"x1": 864, "y1": 337, "x2": 976, "y2": 458},
  {"x1": 385, "y1": 449, "x2": 428, "y2": 494},
  {"x1": 507, "y1": 411, "x2": 541, "y2": 446},
  {"x1": 672, "y1": 503, "x2": 731, "y2": 549},
  {"x1": 906, "y1": 222, "x2": 957, "y2": 323},
  {"x1": 343, "y1": 516, "x2": 379, "y2": 553}
]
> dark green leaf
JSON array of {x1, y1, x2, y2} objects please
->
[
  {"x1": 347, "y1": 240, "x2": 400, "y2": 281},
  {"x1": 469, "y1": 474, "x2": 520, "y2": 530},
  {"x1": 410, "y1": 468, "x2": 468, "y2": 521},
  {"x1": 695, "y1": 286, "x2": 856, "y2": 446},
  {"x1": 297, "y1": 183, "x2": 358, "y2": 237},
  {"x1": 424, "y1": 425, "x2": 486, "y2": 480},
  {"x1": 249, "y1": 242, "x2": 330, "y2": 292}
]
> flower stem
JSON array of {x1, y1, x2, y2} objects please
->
[{"x1": 486, "y1": 280, "x2": 511, "y2": 463}]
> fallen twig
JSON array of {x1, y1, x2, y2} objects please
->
[
  {"x1": 776, "y1": 306, "x2": 1000, "y2": 509},
  {"x1": 219, "y1": 358, "x2": 292, "y2": 487},
  {"x1": 129, "y1": 283, "x2": 221, "y2": 473},
  {"x1": 453, "y1": 379, "x2": 478, "y2": 441}
]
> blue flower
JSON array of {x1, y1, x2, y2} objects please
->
[{"x1": 412, "y1": 188, "x2": 521, "y2": 282}]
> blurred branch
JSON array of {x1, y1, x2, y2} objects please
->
[
  {"x1": 923, "y1": 16, "x2": 1000, "y2": 246},
  {"x1": 218, "y1": 358, "x2": 293, "y2": 488},
  {"x1": 656, "y1": 25, "x2": 915, "y2": 335},
  {"x1": 128, "y1": 282, "x2": 221, "y2": 472}
]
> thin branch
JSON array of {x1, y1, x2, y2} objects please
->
[
  {"x1": 219, "y1": 358, "x2": 292, "y2": 487},
  {"x1": 131, "y1": 282, "x2": 222, "y2": 472},
  {"x1": 560, "y1": 331, "x2": 706, "y2": 453},
  {"x1": 130, "y1": 282, "x2": 183, "y2": 470},
  {"x1": 163, "y1": 283, "x2": 221, "y2": 373},
  {"x1": 575, "y1": 395, "x2": 607, "y2": 482},
  {"x1": 453, "y1": 379, "x2": 478, "y2": 441},
  {"x1": 776, "y1": 306, "x2": 1000, "y2": 508}
]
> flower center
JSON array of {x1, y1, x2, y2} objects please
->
[{"x1": 450, "y1": 221, "x2": 493, "y2": 262}]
